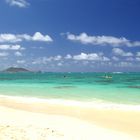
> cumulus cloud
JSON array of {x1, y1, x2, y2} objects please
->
[
  {"x1": 57, "y1": 62, "x2": 63, "y2": 66},
  {"x1": 73, "y1": 53, "x2": 99, "y2": 61},
  {"x1": 32, "y1": 55, "x2": 62, "y2": 64},
  {"x1": 0, "y1": 44, "x2": 22, "y2": 50},
  {"x1": 112, "y1": 56, "x2": 119, "y2": 61},
  {"x1": 32, "y1": 57, "x2": 46, "y2": 65},
  {"x1": 0, "y1": 52, "x2": 9, "y2": 57},
  {"x1": 65, "y1": 54, "x2": 72, "y2": 59},
  {"x1": 67, "y1": 33, "x2": 140, "y2": 47},
  {"x1": 6, "y1": 0, "x2": 29, "y2": 8},
  {"x1": 136, "y1": 52, "x2": 140, "y2": 57},
  {"x1": 17, "y1": 60, "x2": 25, "y2": 64},
  {"x1": 0, "y1": 34, "x2": 21, "y2": 43},
  {"x1": 31, "y1": 52, "x2": 140, "y2": 70},
  {"x1": 126, "y1": 57, "x2": 134, "y2": 61},
  {"x1": 32, "y1": 32, "x2": 53, "y2": 42},
  {"x1": 117, "y1": 62, "x2": 133, "y2": 67},
  {"x1": 0, "y1": 32, "x2": 53, "y2": 43},
  {"x1": 136, "y1": 57, "x2": 140, "y2": 61},
  {"x1": 32, "y1": 53, "x2": 110, "y2": 65},
  {"x1": 112, "y1": 48, "x2": 133, "y2": 57},
  {"x1": 15, "y1": 51, "x2": 22, "y2": 56},
  {"x1": 53, "y1": 55, "x2": 62, "y2": 61},
  {"x1": 73, "y1": 53, "x2": 110, "y2": 61}
]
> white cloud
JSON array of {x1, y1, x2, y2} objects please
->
[
  {"x1": 73, "y1": 53, "x2": 99, "y2": 61},
  {"x1": 32, "y1": 57, "x2": 48, "y2": 64},
  {"x1": 136, "y1": 57, "x2": 140, "y2": 61},
  {"x1": 15, "y1": 51, "x2": 22, "y2": 56},
  {"x1": 32, "y1": 53, "x2": 111, "y2": 67},
  {"x1": 0, "y1": 44, "x2": 22, "y2": 50},
  {"x1": 136, "y1": 52, "x2": 140, "y2": 57},
  {"x1": 30, "y1": 52, "x2": 140, "y2": 69},
  {"x1": 32, "y1": 55, "x2": 62, "y2": 65},
  {"x1": 67, "y1": 33, "x2": 140, "y2": 47},
  {"x1": 102, "y1": 56, "x2": 110, "y2": 61},
  {"x1": 11, "y1": 45, "x2": 21, "y2": 50},
  {"x1": 0, "y1": 34, "x2": 21, "y2": 43},
  {"x1": 112, "y1": 48, "x2": 133, "y2": 57},
  {"x1": 32, "y1": 32, "x2": 53, "y2": 42},
  {"x1": 65, "y1": 54, "x2": 72, "y2": 59},
  {"x1": 73, "y1": 53, "x2": 110, "y2": 61},
  {"x1": 57, "y1": 62, "x2": 63, "y2": 66},
  {"x1": 17, "y1": 34, "x2": 31, "y2": 41},
  {"x1": 0, "y1": 32, "x2": 53, "y2": 43},
  {"x1": 0, "y1": 52, "x2": 9, "y2": 57},
  {"x1": 126, "y1": 57, "x2": 134, "y2": 61},
  {"x1": 118, "y1": 62, "x2": 133, "y2": 67},
  {"x1": 6, "y1": 0, "x2": 29, "y2": 8},
  {"x1": 17, "y1": 60, "x2": 25, "y2": 64},
  {"x1": 112, "y1": 56, "x2": 119, "y2": 61},
  {"x1": 53, "y1": 55, "x2": 62, "y2": 61},
  {"x1": 0, "y1": 45, "x2": 11, "y2": 50}
]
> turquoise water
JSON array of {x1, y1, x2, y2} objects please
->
[{"x1": 0, "y1": 72, "x2": 140, "y2": 105}]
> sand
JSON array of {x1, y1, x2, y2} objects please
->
[{"x1": 0, "y1": 96, "x2": 140, "y2": 140}]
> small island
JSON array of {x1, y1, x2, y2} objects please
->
[{"x1": 3, "y1": 67, "x2": 30, "y2": 73}]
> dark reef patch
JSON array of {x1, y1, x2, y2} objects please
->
[
  {"x1": 95, "y1": 80, "x2": 114, "y2": 84},
  {"x1": 53, "y1": 86, "x2": 76, "y2": 89},
  {"x1": 128, "y1": 86, "x2": 140, "y2": 89}
]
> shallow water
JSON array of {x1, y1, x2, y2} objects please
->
[{"x1": 0, "y1": 72, "x2": 140, "y2": 105}]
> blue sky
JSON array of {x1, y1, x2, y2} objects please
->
[{"x1": 0, "y1": 0, "x2": 140, "y2": 72}]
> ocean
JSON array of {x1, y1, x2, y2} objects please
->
[{"x1": 0, "y1": 72, "x2": 140, "y2": 105}]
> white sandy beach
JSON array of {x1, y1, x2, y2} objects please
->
[{"x1": 0, "y1": 96, "x2": 140, "y2": 140}]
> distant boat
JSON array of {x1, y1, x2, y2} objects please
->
[
  {"x1": 102, "y1": 74, "x2": 112, "y2": 79},
  {"x1": 105, "y1": 75, "x2": 112, "y2": 79}
]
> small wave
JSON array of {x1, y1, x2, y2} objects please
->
[
  {"x1": 0, "y1": 95, "x2": 140, "y2": 111},
  {"x1": 112, "y1": 72, "x2": 123, "y2": 74}
]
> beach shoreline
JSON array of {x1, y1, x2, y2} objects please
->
[{"x1": 0, "y1": 95, "x2": 140, "y2": 139}]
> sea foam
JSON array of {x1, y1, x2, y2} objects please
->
[{"x1": 0, "y1": 95, "x2": 140, "y2": 111}]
